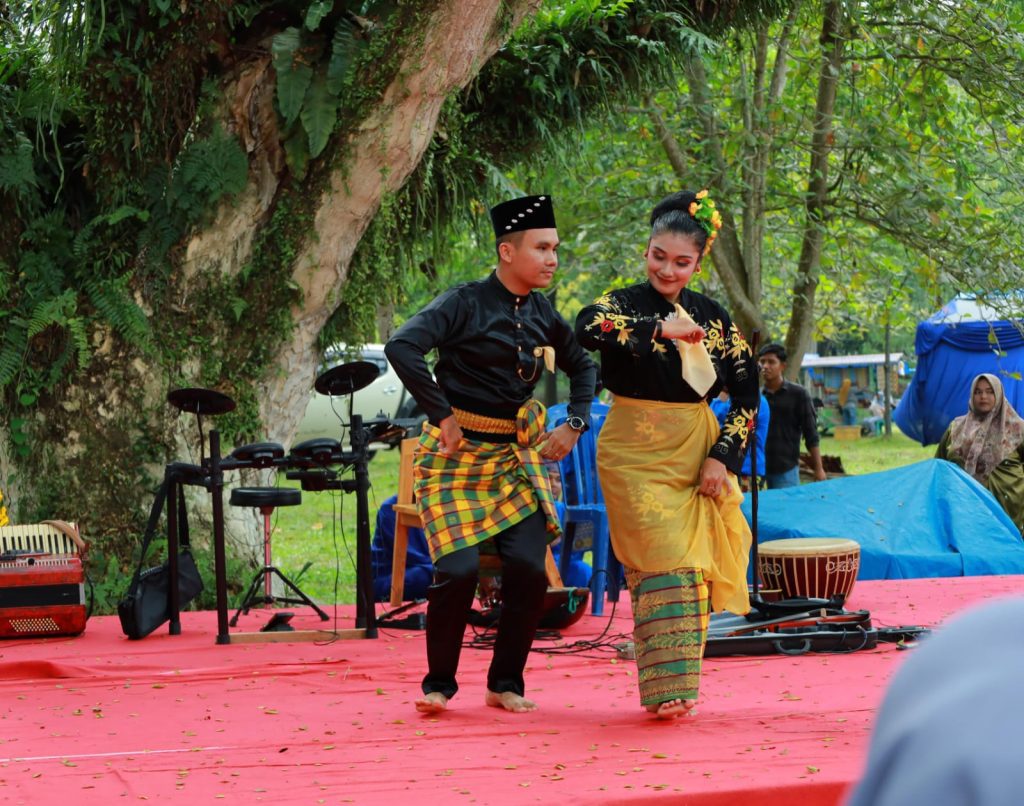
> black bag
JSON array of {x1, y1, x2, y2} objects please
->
[{"x1": 118, "y1": 478, "x2": 205, "y2": 639}]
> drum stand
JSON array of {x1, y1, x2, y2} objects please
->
[
  {"x1": 152, "y1": 369, "x2": 383, "y2": 645},
  {"x1": 208, "y1": 414, "x2": 379, "y2": 644}
]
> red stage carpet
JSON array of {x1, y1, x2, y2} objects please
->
[{"x1": 1, "y1": 575, "x2": 1021, "y2": 805}]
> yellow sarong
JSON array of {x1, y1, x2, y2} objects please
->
[{"x1": 597, "y1": 395, "x2": 751, "y2": 615}]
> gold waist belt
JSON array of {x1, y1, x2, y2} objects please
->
[{"x1": 452, "y1": 406, "x2": 516, "y2": 434}]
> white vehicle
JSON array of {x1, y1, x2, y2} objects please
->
[{"x1": 293, "y1": 343, "x2": 426, "y2": 448}]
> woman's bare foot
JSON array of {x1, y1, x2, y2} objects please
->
[
  {"x1": 645, "y1": 698, "x2": 696, "y2": 719},
  {"x1": 415, "y1": 692, "x2": 448, "y2": 714},
  {"x1": 485, "y1": 690, "x2": 538, "y2": 713}
]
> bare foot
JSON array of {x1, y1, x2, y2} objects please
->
[
  {"x1": 645, "y1": 698, "x2": 696, "y2": 719},
  {"x1": 485, "y1": 690, "x2": 538, "y2": 713},
  {"x1": 415, "y1": 692, "x2": 448, "y2": 714}
]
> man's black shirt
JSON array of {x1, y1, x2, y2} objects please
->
[{"x1": 762, "y1": 379, "x2": 820, "y2": 475}]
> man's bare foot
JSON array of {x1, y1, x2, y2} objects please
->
[
  {"x1": 645, "y1": 698, "x2": 696, "y2": 719},
  {"x1": 485, "y1": 690, "x2": 538, "y2": 713},
  {"x1": 415, "y1": 692, "x2": 448, "y2": 714}
]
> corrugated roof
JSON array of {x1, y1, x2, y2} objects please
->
[{"x1": 801, "y1": 353, "x2": 903, "y2": 368}]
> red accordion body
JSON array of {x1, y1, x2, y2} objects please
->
[{"x1": 0, "y1": 553, "x2": 87, "y2": 637}]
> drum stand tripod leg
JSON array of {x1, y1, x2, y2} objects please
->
[
  {"x1": 263, "y1": 565, "x2": 330, "y2": 621},
  {"x1": 230, "y1": 568, "x2": 272, "y2": 627}
]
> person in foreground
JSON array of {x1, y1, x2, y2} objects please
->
[
  {"x1": 385, "y1": 194, "x2": 597, "y2": 715},
  {"x1": 934, "y1": 372, "x2": 1024, "y2": 534},
  {"x1": 575, "y1": 189, "x2": 755, "y2": 719},
  {"x1": 846, "y1": 597, "x2": 1024, "y2": 806}
]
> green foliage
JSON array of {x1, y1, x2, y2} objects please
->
[
  {"x1": 271, "y1": 28, "x2": 313, "y2": 127},
  {"x1": 364, "y1": 1, "x2": 792, "y2": 332},
  {"x1": 0, "y1": 132, "x2": 37, "y2": 199},
  {"x1": 168, "y1": 129, "x2": 249, "y2": 226},
  {"x1": 271, "y1": 5, "x2": 373, "y2": 170}
]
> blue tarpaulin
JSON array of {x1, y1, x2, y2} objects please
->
[
  {"x1": 894, "y1": 294, "x2": 1024, "y2": 445},
  {"x1": 742, "y1": 459, "x2": 1024, "y2": 580}
]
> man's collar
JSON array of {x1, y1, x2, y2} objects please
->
[{"x1": 488, "y1": 270, "x2": 527, "y2": 301}]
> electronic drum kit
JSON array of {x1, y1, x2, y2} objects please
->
[{"x1": 162, "y1": 359, "x2": 403, "y2": 644}]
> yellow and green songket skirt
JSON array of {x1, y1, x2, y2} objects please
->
[
  {"x1": 414, "y1": 399, "x2": 560, "y2": 563},
  {"x1": 627, "y1": 567, "x2": 709, "y2": 704},
  {"x1": 597, "y1": 395, "x2": 751, "y2": 704}
]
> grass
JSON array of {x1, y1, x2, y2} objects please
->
[
  {"x1": 818, "y1": 427, "x2": 936, "y2": 475},
  {"x1": 270, "y1": 426, "x2": 937, "y2": 605}
]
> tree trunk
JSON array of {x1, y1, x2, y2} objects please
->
[
  {"x1": 9, "y1": 0, "x2": 540, "y2": 563},
  {"x1": 678, "y1": 58, "x2": 765, "y2": 341},
  {"x1": 783, "y1": 0, "x2": 845, "y2": 378}
]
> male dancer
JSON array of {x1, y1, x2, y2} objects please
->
[{"x1": 386, "y1": 194, "x2": 597, "y2": 713}]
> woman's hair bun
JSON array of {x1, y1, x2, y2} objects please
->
[{"x1": 649, "y1": 190, "x2": 698, "y2": 227}]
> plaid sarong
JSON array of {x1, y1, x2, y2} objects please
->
[
  {"x1": 414, "y1": 399, "x2": 561, "y2": 562},
  {"x1": 628, "y1": 567, "x2": 709, "y2": 705}
]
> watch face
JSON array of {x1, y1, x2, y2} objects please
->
[{"x1": 567, "y1": 416, "x2": 586, "y2": 431}]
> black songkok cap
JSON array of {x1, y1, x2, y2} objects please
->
[{"x1": 489, "y1": 195, "x2": 556, "y2": 238}]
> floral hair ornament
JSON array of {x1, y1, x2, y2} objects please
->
[{"x1": 687, "y1": 189, "x2": 723, "y2": 256}]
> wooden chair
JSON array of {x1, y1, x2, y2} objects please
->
[
  {"x1": 389, "y1": 438, "x2": 424, "y2": 607},
  {"x1": 388, "y1": 438, "x2": 563, "y2": 608}
]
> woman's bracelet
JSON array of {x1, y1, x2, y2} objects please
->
[{"x1": 654, "y1": 321, "x2": 663, "y2": 341}]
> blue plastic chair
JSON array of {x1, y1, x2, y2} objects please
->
[{"x1": 547, "y1": 401, "x2": 620, "y2": 615}]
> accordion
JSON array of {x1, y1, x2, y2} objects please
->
[{"x1": 0, "y1": 521, "x2": 88, "y2": 638}]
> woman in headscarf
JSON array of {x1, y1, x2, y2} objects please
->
[
  {"x1": 935, "y1": 373, "x2": 1024, "y2": 534},
  {"x1": 575, "y1": 189, "x2": 757, "y2": 719}
]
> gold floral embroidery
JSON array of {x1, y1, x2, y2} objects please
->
[
  {"x1": 586, "y1": 295, "x2": 652, "y2": 353},
  {"x1": 726, "y1": 322, "x2": 752, "y2": 360},
  {"x1": 633, "y1": 487, "x2": 671, "y2": 521},
  {"x1": 703, "y1": 318, "x2": 727, "y2": 354},
  {"x1": 721, "y1": 406, "x2": 757, "y2": 446}
]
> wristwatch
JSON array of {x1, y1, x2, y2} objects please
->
[{"x1": 566, "y1": 415, "x2": 589, "y2": 433}]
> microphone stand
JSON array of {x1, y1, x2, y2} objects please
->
[{"x1": 747, "y1": 330, "x2": 765, "y2": 618}]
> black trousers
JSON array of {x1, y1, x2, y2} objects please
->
[{"x1": 422, "y1": 508, "x2": 549, "y2": 699}]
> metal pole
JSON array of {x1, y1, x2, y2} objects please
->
[{"x1": 210, "y1": 430, "x2": 230, "y2": 644}]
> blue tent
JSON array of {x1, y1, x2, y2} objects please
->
[
  {"x1": 894, "y1": 294, "x2": 1024, "y2": 445},
  {"x1": 742, "y1": 459, "x2": 1024, "y2": 580}
]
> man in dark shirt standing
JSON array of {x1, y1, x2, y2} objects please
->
[
  {"x1": 385, "y1": 194, "x2": 597, "y2": 715},
  {"x1": 757, "y1": 343, "x2": 827, "y2": 488}
]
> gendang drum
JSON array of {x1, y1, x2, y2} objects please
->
[{"x1": 757, "y1": 537, "x2": 861, "y2": 604}]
